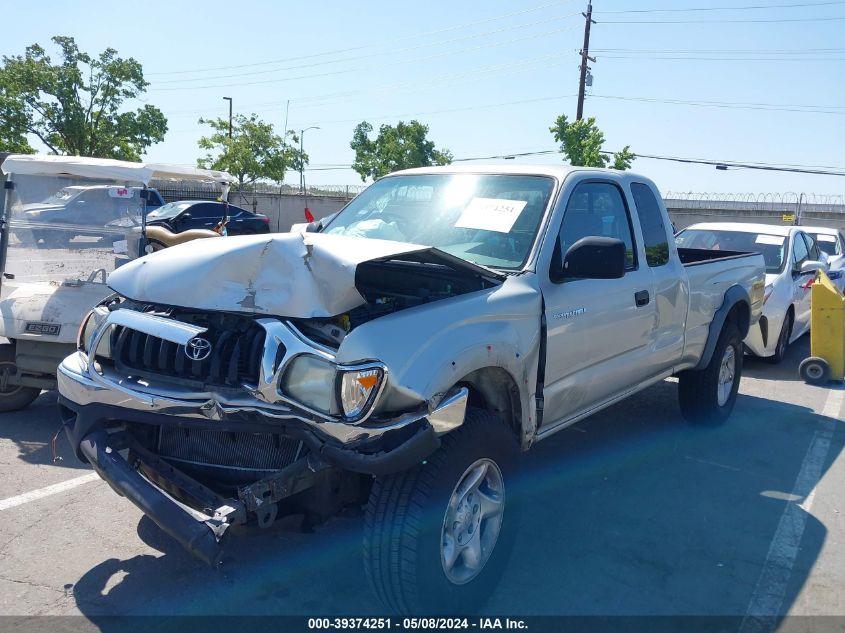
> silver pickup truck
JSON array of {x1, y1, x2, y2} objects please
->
[{"x1": 57, "y1": 165, "x2": 765, "y2": 614}]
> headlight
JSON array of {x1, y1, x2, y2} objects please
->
[
  {"x1": 76, "y1": 306, "x2": 112, "y2": 358},
  {"x1": 338, "y1": 366, "x2": 385, "y2": 422},
  {"x1": 280, "y1": 355, "x2": 336, "y2": 414}
]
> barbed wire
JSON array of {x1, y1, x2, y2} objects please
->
[{"x1": 664, "y1": 191, "x2": 845, "y2": 212}]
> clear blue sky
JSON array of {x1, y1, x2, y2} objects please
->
[{"x1": 5, "y1": 0, "x2": 845, "y2": 196}]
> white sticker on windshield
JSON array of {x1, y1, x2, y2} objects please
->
[
  {"x1": 108, "y1": 187, "x2": 135, "y2": 199},
  {"x1": 755, "y1": 234, "x2": 784, "y2": 246},
  {"x1": 816, "y1": 234, "x2": 836, "y2": 243},
  {"x1": 454, "y1": 198, "x2": 528, "y2": 233}
]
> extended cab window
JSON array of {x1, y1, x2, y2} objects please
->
[
  {"x1": 630, "y1": 182, "x2": 669, "y2": 267},
  {"x1": 558, "y1": 181, "x2": 637, "y2": 269}
]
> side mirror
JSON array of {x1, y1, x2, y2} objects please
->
[
  {"x1": 305, "y1": 220, "x2": 323, "y2": 232},
  {"x1": 800, "y1": 260, "x2": 825, "y2": 276},
  {"x1": 180, "y1": 212, "x2": 192, "y2": 220},
  {"x1": 551, "y1": 236, "x2": 627, "y2": 282}
]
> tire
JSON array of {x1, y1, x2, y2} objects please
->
[
  {"x1": 363, "y1": 408, "x2": 521, "y2": 615},
  {"x1": 35, "y1": 231, "x2": 69, "y2": 249},
  {"x1": 799, "y1": 357, "x2": 831, "y2": 385},
  {"x1": 0, "y1": 344, "x2": 41, "y2": 412},
  {"x1": 764, "y1": 311, "x2": 793, "y2": 365},
  {"x1": 678, "y1": 322, "x2": 743, "y2": 426}
]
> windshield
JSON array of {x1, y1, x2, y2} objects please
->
[
  {"x1": 675, "y1": 228, "x2": 786, "y2": 274},
  {"x1": 41, "y1": 187, "x2": 81, "y2": 205},
  {"x1": 147, "y1": 201, "x2": 192, "y2": 220},
  {"x1": 812, "y1": 233, "x2": 839, "y2": 257},
  {"x1": 323, "y1": 174, "x2": 555, "y2": 269}
]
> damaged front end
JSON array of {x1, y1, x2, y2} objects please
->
[{"x1": 58, "y1": 233, "x2": 493, "y2": 565}]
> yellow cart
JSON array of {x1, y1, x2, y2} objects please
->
[{"x1": 799, "y1": 269, "x2": 845, "y2": 384}]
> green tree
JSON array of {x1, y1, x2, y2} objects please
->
[
  {"x1": 0, "y1": 36, "x2": 167, "y2": 159},
  {"x1": 549, "y1": 115, "x2": 635, "y2": 170},
  {"x1": 197, "y1": 114, "x2": 303, "y2": 188},
  {"x1": 350, "y1": 120, "x2": 453, "y2": 181}
]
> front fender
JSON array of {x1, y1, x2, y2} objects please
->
[{"x1": 335, "y1": 275, "x2": 543, "y2": 440}]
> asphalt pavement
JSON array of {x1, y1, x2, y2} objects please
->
[{"x1": 0, "y1": 335, "x2": 842, "y2": 622}]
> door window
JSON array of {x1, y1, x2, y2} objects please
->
[
  {"x1": 792, "y1": 232, "x2": 809, "y2": 271},
  {"x1": 188, "y1": 203, "x2": 223, "y2": 219},
  {"x1": 558, "y1": 181, "x2": 637, "y2": 270},
  {"x1": 630, "y1": 182, "x2": 669, "y2": 267},
  {"x1": 801, "y1": 233, "x2": 821, "y2": 262}
]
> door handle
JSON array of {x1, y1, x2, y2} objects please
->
[{"x1": 634, "y1": 290, "x2": 650, "y2": 307}]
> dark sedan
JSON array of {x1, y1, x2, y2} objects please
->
[{"x1": 145, "y1": 200, "x2": 270, "y2": 235}]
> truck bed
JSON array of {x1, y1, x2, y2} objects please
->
[
  {"x1": 677, "y1": 247, "x2": 761, "y2": 266},
  {"x1": 676, "y1": 247, "x2": 766, "y2": 370}
]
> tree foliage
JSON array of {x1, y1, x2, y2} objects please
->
[
  {"x1": 0, "y1": 36, "x2": 167, "y2": 159},
  {"x1": 350, "y1": 120, "x2": 453, "y2": 181},
  {"x1": 197, "y1": 114, "x2": 303, "y2": 188},
  {"x1": 549, "y1": 115, "x2": 635, "y2": 170}
]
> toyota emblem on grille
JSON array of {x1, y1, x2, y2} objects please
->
[{"x1": 185, "y1": 337, "x2": 212, "y2": 361}]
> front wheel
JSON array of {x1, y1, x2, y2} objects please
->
[
  {"x1": 764, "y1": 311, "x2": 793, "y2": 365},
  {"x1": 0, "y1": 344, "x2": 41, "y2": 412},
  {"x1": 678, "y1": 322, "x2": 743, "y2": 426},
  {"x1": 363, "y1": 409, "x2": 521, "y2": 614}
]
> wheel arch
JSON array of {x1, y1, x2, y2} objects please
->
[
  {"x1": 695, "y1": 285, "x2": 751, "y2": 371},
  {"x1": 456, "y1": 367, "x2": 523, "y2": 443}
]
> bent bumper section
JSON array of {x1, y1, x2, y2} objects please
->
[
  {"x1": 78, "y1": 428, "x2": 233, "y2": 567},
  {"x1": 57, "y1": 353, "x2": 449, "y2": 566}
]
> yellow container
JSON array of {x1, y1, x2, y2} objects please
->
[{"x1": 800, "y1": 270, "x2": 845, "y2": 384}]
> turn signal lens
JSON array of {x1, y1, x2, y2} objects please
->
[{"x1": 339, "y1": 368, "x2": 384, "y2": 421}]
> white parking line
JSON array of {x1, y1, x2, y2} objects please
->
[
  {"x1": 0, "y1": 472, "x2": 101, "y2": 512},
  {"x1": 739, "y1": 388, "x2": 844, "y2": 633}
]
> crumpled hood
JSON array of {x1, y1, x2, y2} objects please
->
[{"x1": 107, "y1": 232, "x2": 436, "y2": 318}]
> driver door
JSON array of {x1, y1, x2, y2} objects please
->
[{"x1": 538, "y1": 179, "x2": 657, "y2": 430}]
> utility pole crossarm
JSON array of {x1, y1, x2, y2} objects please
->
[{"x1": 576, "y1": 2, "x2": 596, "y2": 121}]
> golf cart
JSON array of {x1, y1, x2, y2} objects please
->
[{"x1": 0, "y1": 154, "x2": 233, "y2": 411}]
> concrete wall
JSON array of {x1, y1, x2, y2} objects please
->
[{"x1": 667, "y1": 205, "x2": 845, "y2": 232}]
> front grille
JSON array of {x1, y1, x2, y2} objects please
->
[
  {"x1": 158, "y1": 427, "x2": 303, "y2": 473},
  {"x1": 111, "y1": 320, "x2": 266, "y2": 386}
]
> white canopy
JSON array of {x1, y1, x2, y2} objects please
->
[{"x1": 1, "y1": 154, "x2": 233, "y2": 186}]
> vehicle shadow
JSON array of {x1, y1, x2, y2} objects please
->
[
  {"x1": 0, "y1": 390, "x2": 86, "y2": 469},
  {"x1": 70, "y1": 380, "x2": 843, "y2": 620},
  {"x1": 743, "y1": 334, "x2": 811, "y2": 383}
]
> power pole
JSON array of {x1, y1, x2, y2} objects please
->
[{"x1": 576, "y1": 2, "x2": 596, "y2": 120}]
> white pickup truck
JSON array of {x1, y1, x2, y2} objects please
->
[{"x1": 57, "y1": 165, "x2": 765, "y2": 614}]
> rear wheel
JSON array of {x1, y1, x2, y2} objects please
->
[
  {"x1": 0, "y1": 344, "x2": 41, "y2": 412},
  {"x1": 34, "y1": 230, "x2": 69, "y2": 249},
  {"x1": 764, "y1": 311, "x2": 793, "y2": 365},
  {"x1": 363, "y1": 408, "x2": 521, "y2": 614},
  {"x1": 678, "y1": 322, "x2": 743, "y2": 426}
]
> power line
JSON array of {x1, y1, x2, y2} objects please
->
[
  {"x1": 591, "y1": 47, "x2": 845, "y2": 53},
  {"x1": 598, "y1": 0, "x2": 845, "y2": 13},
  {"x1": 599, "y1": 15, "x2": 845, "y2": 24},
  {"x1": 589, "y1": 94, "x2": 845, "y2": 114},
  {"x1": 599, "y1": 54, "x2": 845, "y2": 61},
  {"x1": 144, "y1": 0, "x2": 579, "y2": 76},
  {"x1": 149, "y1": 19, "x2": 581, "y2": 88},
  {"x1": 618, "y1": 152, "x2": 845, "y2": 176},
  {"x1": 452, "y1": 148, "x2": 845, "y2": 176}
]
